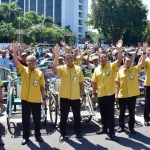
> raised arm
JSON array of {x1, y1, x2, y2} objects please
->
[
  {"x1": 52, "y1": 44, "x2": 60, "y2": 74},
  {"x1": 80, "y1": 48, "x2": 88, "y2": 59},
  {"x1": 11, "y1": 41, "x2": 21, "y2": 69},
  {"x1": 139, "y1": 42, "x2": 148, "y2": 67},
  {"x1": 86, "y1": 50, "x2": 92, "y2": 66},
  {"x1": 116, "y1": 40, "x2": 123, "y2": 67}
]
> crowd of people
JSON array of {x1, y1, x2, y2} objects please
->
[{"x1": 0, "y1": 40, "x2": 150, "y2": 146}]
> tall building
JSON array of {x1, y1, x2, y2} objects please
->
[{"x1": 0, "y1": 0, "x2": 88, "y2": 43}]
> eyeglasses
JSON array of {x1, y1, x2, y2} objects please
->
[
  {"x1": 100, "y1": 56, "x2": 107, "y2": 59},
  {"x1": 27, "y1": 59, "x2": 36, "y2": 62},
  {"x1": 65, "y1": 57, "x2": 73, "y2": 60}
]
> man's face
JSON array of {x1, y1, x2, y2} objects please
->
[
  {"x1": 2, "y1": 52, "x2": 6, "y2": 57},
  {"x1": 73, "y1": 51, "x2": 78, "y2": 58},
  {"x1": 100, "y1": 54, "x2": 108, "y2": 65},
  {"x1": 26, "y1": 58, "x2": 36, "y2": 69},
  {"x1": 92, "y1": 59, "x2": 99, "y2": 66},
  {"x1": 124, "y1": 57, "x2": 132, "y2": 68},
  {"x1": 64, "y1": 54, "x2": 73, "y2": 66},
  {"x1": 21, "y1": 55, "x2": 27, "y2": 62},
  {"x1": 59, "y1": 59, "x2": 64, "y2": 64}
]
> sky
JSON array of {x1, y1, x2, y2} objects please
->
[{"x1": 88, "y1": 0, "x2": 150, "y2": 20}]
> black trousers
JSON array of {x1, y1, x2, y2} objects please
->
[
  {"x1": 98, "y1": 95, "x2": 115, "y2": 134},
  {"x1": 118, "y1": 96, "x2": 136, "y2": 129},
  {"x1": 60, "y1": 98, "x2": 81, "y2": 136},
  {"x1": 144, "y1": 86, "x2": 150, "y2": 121},
  {"x1": 22, "y1": 100, "x2": 41, "y2": 139},
  {"x1": 0, "y1": 125, "x2": 1, "y2": 139}
]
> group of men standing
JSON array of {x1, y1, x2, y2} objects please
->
[{"x1": 0, "y1": 40, "x2": 150, "y2": 146}]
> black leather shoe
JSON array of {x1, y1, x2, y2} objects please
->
[
  {"x1": 144, "y1": 121, "x2": 150, "y2": 126},
  {"x1": 118, "y1": 128, "x2": 125, "y2": 133},
  {"x1": 108, "y1": 133, "x2": 119, "y2": 142},
  {"x1": 35, "y1": 136, "x2": 44, "y2": 142},
  {"x1": 129, "y1": 129, "x2": 136, "y2": 134},
  {"x1": 75, "y1": 134, "x2": 83, "y2": 141},
  {"x1": 0, "y1": 138, "x2": 5, "y2": 146},
  {"x1": 59, "y1": 135, "x2": 68, "y2": 143},
  {"x1": 21, "y1": 138, "x2": 29, "y2": 145},
  {"x1": 96, "y1": 129, "x2": 107, "y2": 135}
]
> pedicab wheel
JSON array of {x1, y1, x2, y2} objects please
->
[
  {"x1": 7, "y1": 117, "x2": 10, "y2": 128},
  {"x1": 49, "y1": 94, "x2": 58, "y2": 127},
  {"x1": 6, "y1": 96, "x2": 10, "y2": 115}
]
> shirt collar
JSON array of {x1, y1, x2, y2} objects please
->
[
  {"x1": 100, "y1": 63, "x2": 109, "y2": 68},
  {"x1": 123, "y1": 66, "x2": 132, "y2": 72},
  {"x1": 27, "y1": 67, "x2": 36, "y2": 73},
  {"x1": 64, "y1": 64, "x2": 75, "y2": 69}
]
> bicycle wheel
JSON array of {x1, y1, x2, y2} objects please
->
[{"x1": 49, "y1": 94, "x2": 58, "y2": 126}]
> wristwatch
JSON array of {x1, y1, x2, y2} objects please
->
[
  {"x1": 82, "y1": 94, "x2": 86, "y2": 97},
  {"x1": 42, "y1": 97, "x2": 46, "y2": 101}
]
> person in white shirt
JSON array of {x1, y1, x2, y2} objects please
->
[
  {"x1": 0, "y1": 50, "x2": 10, "y2": 69},
  {"x1": 86, "y1": 50, "x2": 99, "y2": 75}
]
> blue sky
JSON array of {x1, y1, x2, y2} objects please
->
[{"x1": 88, "y1": 0, "x2": 150, "y2": 20}]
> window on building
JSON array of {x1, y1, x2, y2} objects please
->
[
  {"x1": 38, "y1": 0, "x2": 44, "y2": 15},
  {"x1": 79, "y1": 5, "x2": 82, "y2": 10},
  {"x1": 1, "y1": 0, "x2": 9, "y2": 2},
  {"x1": 25, "y1": 0, "x2": 28, "y2": 12},
  {"x1": 17, "y1": 0, "x2": 24, "y2": 11},
  {"x1": 79, "y1": 12, "x2": 82, "y2": 18},
  {"x1": 78, "y1": 27, "x2": 82, "y2": 33},
  {"x1": 46, "y1": 0, "x2": 53, "y2": 18},
  {"x1": 54, "y1": 0, "x2": 61, "y2": 26},
  {"x1": 30, "y1": 0, "x2": 36, "y2": 12}
]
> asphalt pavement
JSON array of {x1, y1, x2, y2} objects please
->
[{"x1": 0, "y1": 94, "x2": 150, "y2": 150}]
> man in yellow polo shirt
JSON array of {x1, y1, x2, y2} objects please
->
[
  {"x1": 115, "y1": 42, "x2": 147, "y2": 134},
  {"x1": 12, "y1": 42, "x2": 46, "y2": 145},
  {"x1": 52, "y1": 44, "x2": 86, "y2": 143},
  {"x1": 92, "y1": 40, "x2": 123, "y2": 142},
  {"x1": 0, "y1": 79, "x2": 5, "y2": 146},
  {"x1": 143, "y1": 46, "x2": 150, "y2": 126}
]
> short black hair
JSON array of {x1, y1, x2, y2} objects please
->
[
  {"x1": 124, "y1": 55, "x2": 132, "y2": 61},
  {"x1": 64, "y1": 52, "x2": 73, "y2": 58}
]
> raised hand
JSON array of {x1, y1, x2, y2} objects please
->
[
  {"x1": 53, "y1": 44, "x2": 60, "y2": 58},
  {"x1": 11, "y1": 41, "x2": 19, "y2": 54},
  {"x1": 60, "y1": 40, "x2": 65, "y2": 46},
  {"x1": 87, "y1": 50, "x2": 92, "y2": 56},
  {"x1": 116, "y1": 40, "x2": 123, "y2": 49},
  {"x1": 143, "y1": 42, "x2": 148, "y2": 52}
]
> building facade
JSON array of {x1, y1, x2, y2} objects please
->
[{"x1": 0, "y1": 0, "x2": 88, "y2": 43}]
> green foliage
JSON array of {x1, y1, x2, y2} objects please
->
[
  {"x1": 87, "y1": 0, "x2": 148, "y2": 45},
  {"x1": 144, "y1": 21, "x2": 150, "y2": 44},
  {"x1": 0, "y1": 2, "x2": 74, "y2": 45}
]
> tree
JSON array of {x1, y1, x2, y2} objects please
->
[
  {"x1": 144, "y1": 21, "x2": 150, "y2": 43},
  {"x1": 0, "y1": 2, "x2": 23, "y2": 23},
  {"x1": 87, "y1": 0, "x2": 148, "y2": 45}
]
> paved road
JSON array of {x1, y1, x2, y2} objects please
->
[{"x1": 0, "y1": 96, "x2": 150, "y2": 150}]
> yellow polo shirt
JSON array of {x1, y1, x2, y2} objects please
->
[
  {"x1": 144, "y1": 59, "x2": 150, "y2": 86},
  {"x1": 57, "y1": 64, "x2": 84, "y2": 100},
  {"x1": 73, "y1": 56, "x2": 82, "y2": 66},
  {"x1": 0, "y1": 79, "x2": 3, "y2": 86},
  {"x1": 18, "y1": 64, "x2": 45, "y2": 103},
  {"x1": 115, "y1": 65, "x2": 141, "y2": 98},
  {"x1": 92, "y1": 61, "x2": 119, "y2": 98}
]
